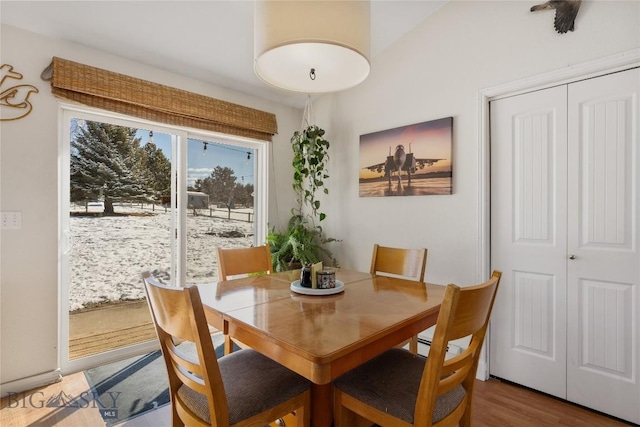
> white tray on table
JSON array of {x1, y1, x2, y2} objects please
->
[{"x1": 290, "y1": 280, "x2": 345, "y2": 296}]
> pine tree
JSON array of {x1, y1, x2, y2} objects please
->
[
  {"x1": 137, "y1": 142, "x2": 171, "y2": 202},
  {"x1": 70, "y1": 121, "x2": 147, "y2": 213}
]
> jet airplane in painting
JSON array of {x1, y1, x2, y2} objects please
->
[{"x1": 363, "y1": 143, "x2": 443, "y2": 190}]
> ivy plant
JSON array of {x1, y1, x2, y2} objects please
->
[
  {"x1": 266, "y1": 124, "x2": 338, "y2": 271},
  {"x1": 291, "y1": 125, "x2": 330, "y2": 222}
]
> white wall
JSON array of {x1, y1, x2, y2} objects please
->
[
  {"x1": 0, "y1": 24, "x2": 300, "y2": 390},
  {"x1": 314, "y1": 1, "x2": 640, "y2": 287}
]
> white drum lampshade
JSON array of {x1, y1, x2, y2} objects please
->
[{"x1": 254, "y1": 1, "x2": 371, "y2": 93}]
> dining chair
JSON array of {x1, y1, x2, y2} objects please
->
[
  {"x1": 370, "y1": 243, "x2": 428, "y2": 353},
  {"x1": 216, "y1": 244, "x2": 273, "y2": 354},
  {"x1": 216, "y1": 244, "x2": 273, "y2": 281},
  {"x1": 370, "y1": 244, "x2": 427, "y2": 281},
  {"x1": 142, "y1": 271, "x2": 311, "y2": 427},
  {"x1": 333, "y1": 270, "x2": 502, "y2": 427}
]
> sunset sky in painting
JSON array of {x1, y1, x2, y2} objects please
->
[{"x1": 359, "y1": 117, "x2": 453, "y2": 180}]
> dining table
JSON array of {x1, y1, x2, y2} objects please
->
[{"x1": 197, "y1": 268, "x2": 446, "y2": 427}]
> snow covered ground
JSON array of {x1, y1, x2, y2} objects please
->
[{"x1": 69, "y1": 205, "x2": 253, "y2": 311}]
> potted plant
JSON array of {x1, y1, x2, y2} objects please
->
[
  {"x1": 267, "y1": 214, "x2": 336, "y2": 272},
  {"x1": 267, "y1": 124, "x2": 338, "y2": 271}
]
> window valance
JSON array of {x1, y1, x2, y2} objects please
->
[{"x1": 43, "y1": 57, "x2": 277, "y2": 141}]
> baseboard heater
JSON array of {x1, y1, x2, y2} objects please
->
[{"x1": 417, "y1": 337, "x2": 463, "y2": 355}]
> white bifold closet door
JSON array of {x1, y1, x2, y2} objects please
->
[{"x1": 490, "y1": 68, "x2": 639, "y2": 425}]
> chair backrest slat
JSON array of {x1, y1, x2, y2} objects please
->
[
  {"x1": 370, "y1": 243, "x2": 427, "y2": 282},
  {"x1": 217, "y1": 244, "x2": 273, "y2": 280}
]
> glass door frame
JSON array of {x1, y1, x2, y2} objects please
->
[{"x1": 58, "y1": 104, "x2": 268, "y2": 374}]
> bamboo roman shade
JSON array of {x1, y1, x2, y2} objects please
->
[{"x1": 45, "y1": 57, "x2": 277, "y2": 141}]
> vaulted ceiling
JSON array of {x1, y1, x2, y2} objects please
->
[{"x1": 1, "y1": 1, "x2": 446, "y2": 108}]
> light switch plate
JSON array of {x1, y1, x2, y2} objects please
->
[{"x1": 1, "y1": 212, "x2": 22, "y2": 229}]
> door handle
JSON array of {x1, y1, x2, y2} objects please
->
[
  {"x1": 569, "y1": 254, "x2": 576, "y2": 260},
  {"x1": 63, "y1": 229, "x2": 72, "y2": 255}
]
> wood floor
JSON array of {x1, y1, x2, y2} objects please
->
[{"x1": 1, "y1": 372, "x2": 633, "y2": 427}]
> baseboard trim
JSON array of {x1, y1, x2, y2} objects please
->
[{"x1": 0, "y1": 369, "x2": 62, "y2": 396}]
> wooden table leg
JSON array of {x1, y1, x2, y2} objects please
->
[{"x1": 310, "y1": 383, "x2": 332, "y2": 427}]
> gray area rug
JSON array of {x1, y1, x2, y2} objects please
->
[{"x1": 83, "y1": 333, "x2": 236, "y2": 425}]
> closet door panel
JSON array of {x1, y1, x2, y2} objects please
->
[
  {"x1": 567, "y1": 68, "x2": 640, "y2": 424},
  {"x1": 490, "y1": 85, "x2": 568, "y2": 398}
]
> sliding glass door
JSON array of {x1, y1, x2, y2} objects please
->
[
  {"x1": 186, "y1": 137, "x2": 262, "y2": 283},
  {"x1": 59, "y1": 107, "x2": 267, "y2": 373}
]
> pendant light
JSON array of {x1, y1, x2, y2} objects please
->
[{"x1": 254, "y1": 0, "x2": 371, "y2": 93}]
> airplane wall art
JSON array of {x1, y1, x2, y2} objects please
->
[{"x1": 359, "y1": 117, "x2": 453, "y2": 197}]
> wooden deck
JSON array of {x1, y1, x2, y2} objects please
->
[{"x1": 69, "y1": 300, "x2": 157, "y2": 359}]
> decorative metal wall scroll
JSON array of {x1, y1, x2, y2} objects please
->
[{"x1": 1, "y1": 64, "x2": 39, "y2": 121}]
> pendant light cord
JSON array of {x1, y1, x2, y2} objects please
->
[{"x1": 301, "y1": 94, "x2": 314, "y2": 129}]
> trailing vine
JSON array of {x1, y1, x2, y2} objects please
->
[
  {"x1": 266, "y1": 122, "x2": 338, "y2": 271},
  {"x1": 291, "y1": 124, "x2": 330, "y2": 222}
]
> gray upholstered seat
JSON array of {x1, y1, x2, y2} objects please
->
[
  {"x1": 333, "y1": 348, "x2": 465, "y2": 424},
  {"x1": 177, "y1": 349, "x2": 310, "y2": 425}
]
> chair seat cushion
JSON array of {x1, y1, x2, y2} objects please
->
[
  {"x1": 177, "y1": 349, "x2": 310, "y2": 425},
  {"x1": 333, "y1": 348, "x2": 465, "y2": 424}
]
